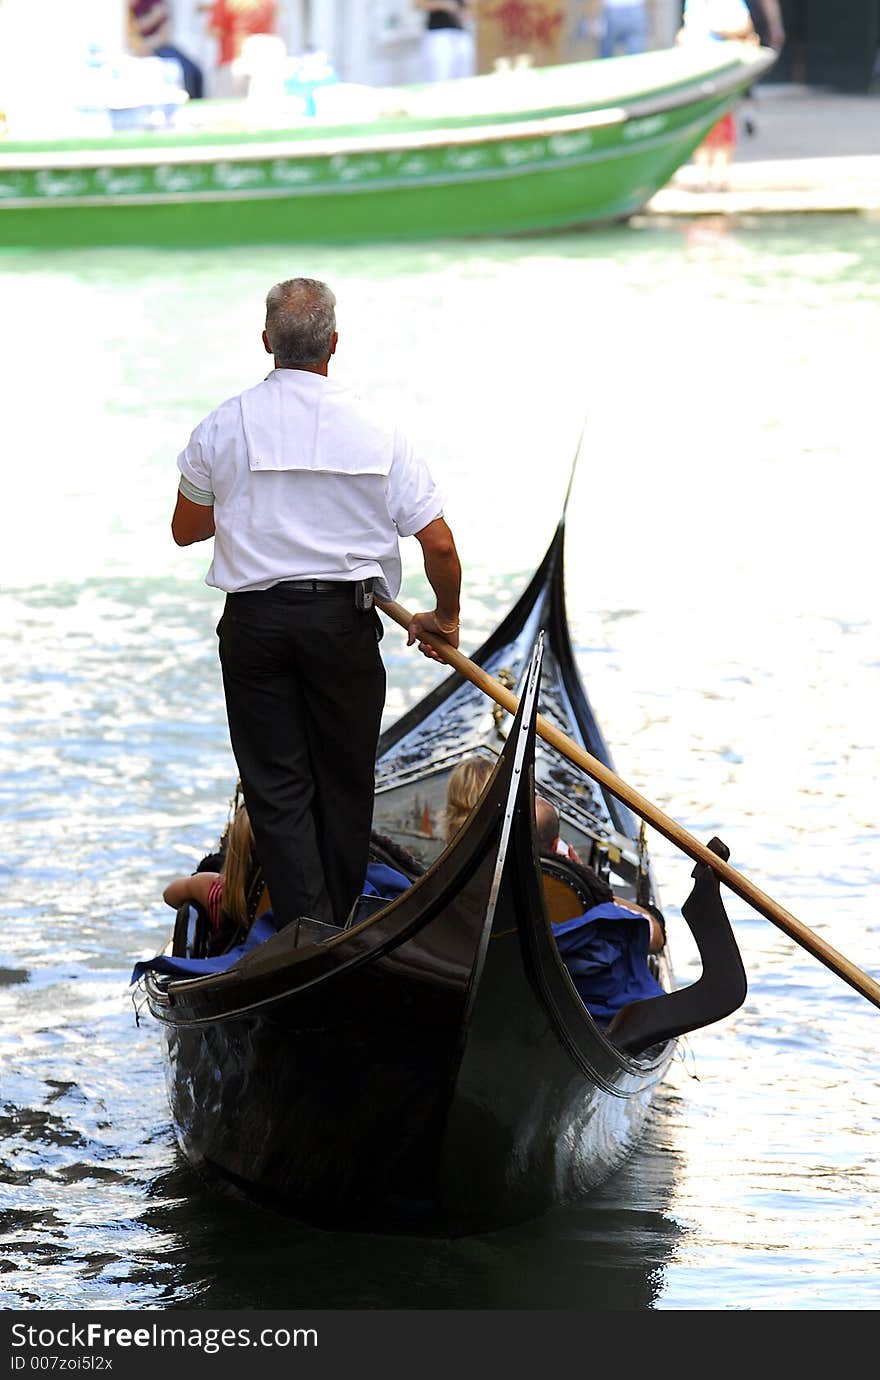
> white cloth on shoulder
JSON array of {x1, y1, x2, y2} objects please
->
[
  {"x1": 178, "y1": 369, "x2": 443, "y2": 595},
  {"x1": 239, "y1": 371, "x2": 394, "y2": 476}
]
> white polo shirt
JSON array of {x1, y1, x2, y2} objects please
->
[{"x1": 177, "y1": 368, "x2": 444, "y2": 597}]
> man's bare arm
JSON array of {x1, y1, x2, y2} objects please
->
[
  {"x1": 171, "y1": 491, "x2": 216, "y2": 546},
  {"x1": 407, "y1": 517, "x2": 462, "y2": 661}
]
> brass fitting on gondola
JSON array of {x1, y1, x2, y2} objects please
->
[
  {"x1": 492, "y1": 668, "x2": 516, "y2": 737},
  {"x1": 636, "y1": 820, "x2": 650, "y2": 906}
]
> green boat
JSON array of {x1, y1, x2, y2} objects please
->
[{"x1": 0, "y1": 44, "x2": 775, "y2": 248}]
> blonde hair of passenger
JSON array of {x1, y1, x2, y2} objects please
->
[
  {"x1": 443, "y1": 756, "x2": 493, "y2": 843},
  {"x1": 220, "y1": 804, "x2": 256, "y2": 928}
]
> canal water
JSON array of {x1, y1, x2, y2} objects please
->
[{"x1": 1, "y1": 214, "x2": 878, "y2": 1311}]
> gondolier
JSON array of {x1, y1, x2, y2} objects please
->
[{"x1": 170, "y1": 276, "x2": 461, "y2": 931}]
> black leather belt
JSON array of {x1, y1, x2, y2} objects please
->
[
  {"x1": 282, "y1": 580, "x2": 350, "y2": 593},
  {"x1": 280, "y1": 578, "x2": 375, "y2": 608},
  {"x1": 228, "y1": 579, "x2": 375, "y2": 608}
]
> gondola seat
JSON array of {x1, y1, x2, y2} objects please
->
[{"x1": 539, "y1": 854, "x2": 613, "y2": 924}]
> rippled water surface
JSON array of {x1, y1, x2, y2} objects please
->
[{"x1": 1, "y1": 216, "x2": 879, "y2": 1310}]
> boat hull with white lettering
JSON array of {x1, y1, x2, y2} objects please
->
[{"x1": 1, "y1": 45, "x2": 775, "y2": 248}]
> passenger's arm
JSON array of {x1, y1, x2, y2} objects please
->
[
  {"x1": 407, "y1": 517, "x2": 462, "y2": 662},
  {"x1": 163, "y1": 871, "x2": 218, "y2": 910},
  {"x1": 616, "y1": 900, "x2": 665, "y2": 953}
]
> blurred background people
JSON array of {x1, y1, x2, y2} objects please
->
[
  {"x1": 676, "y1": 0, "x2": 757, "y2": 46},
  {"x1": 741, "y1": 1, "x2": 786, "y2": 136},
  {"x1": 201, "y1": 0, "x2": 279, "y2": 96},
  {"x1": 745, "y1": 0, "x2": 785, "y2": 50},
  {"x1": 128, "y1": 0, "x2": 204, "y2": 99},
  {"x1": 677, "y1": 0, "x2": 758, "y2": 187},
  {"x1": 414, "y1": 1, "x2": 477, "y2": 82},
  {"x1": 599, "y1": 0, "x2": 648, "y2": 59}
]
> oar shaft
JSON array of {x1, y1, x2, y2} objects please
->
[{"x1": 378, "y1": 599, "x2": 880, "y2": 1012}]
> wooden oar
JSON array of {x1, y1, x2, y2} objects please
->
[{"x1": 378, "y1": 598, "x2": 880, "y2": 1012}]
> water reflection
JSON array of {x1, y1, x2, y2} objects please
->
[{"x1": 134, "y1": 1112, "x2": 685, "y2": 1311}]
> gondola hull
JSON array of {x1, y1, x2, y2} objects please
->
[
  {"x1": 141, "y1": 521, "x2": 744, "y2": 1233},
  {"x1": 153, "y1": 649, "x2": 672, "y2": 1232},
  {"x1": 159, "y1": 839, "x2": 511, "y2": 1227}
]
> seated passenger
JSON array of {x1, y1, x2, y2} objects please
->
[
  {"x1": 536, "y1": 797, "x2": 664, "y2": 954},
  {"x1": 535, "y1": 798, "x2": 666, "y2": 1025},
  {"x1": 162, "y1": 803, "x2": 260, "y2": 947},
  {"x1": 535, "y1": 794, "x2": 582, "y2": 862},
  {"x1": 440, "y1": 760, "x2": 665, "y2": 1020},
  {"x1": 552, "y1": 897, "x2": 665, "y2": 1025},
  {"x1": 443, "y1": 755, "x2": 494, "y2": 843}
]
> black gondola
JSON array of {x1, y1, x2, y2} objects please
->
[{"x1": 137, "y1": 521, "x2": 747, "y2": 1235}]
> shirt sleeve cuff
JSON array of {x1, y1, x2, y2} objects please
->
[
  {"x1": 396, "y1": 498, "x2": 444, "y2": 539},
  {"x1": 178, "y1": 474, "x2": 215, "y2": 506}
]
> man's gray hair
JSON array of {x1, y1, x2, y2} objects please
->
[{"x1": 265, "y1": 278, "x2": 337, "y2": 366}]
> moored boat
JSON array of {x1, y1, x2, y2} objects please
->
[
  {"x1": 135, "y1": 519, "x2": 747, "y2": 1234},
  {"x1": 2, "y1": 44, "x2": 776, "y2": 249}
]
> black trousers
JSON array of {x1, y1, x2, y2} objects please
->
[{"x1": 217, "y1": 584, "x2": 386, "y2": 929}]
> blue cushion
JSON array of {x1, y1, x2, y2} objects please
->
[{"x1": 552, "y1": 901, "x2": 664, "y2": 1022}]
